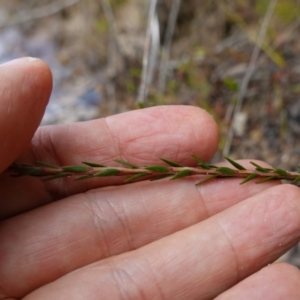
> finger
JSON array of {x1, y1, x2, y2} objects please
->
[
  {"x1": 215, "y1": 263, "x2": 300, "y2": 300},
  {"x1": 0, "y1": 57, "x2": 52, "y2": 172},
  {"x1": 1, "y1": 105, "x2": 219, "y2": 218},
  {"x1": 22, "y1": 184, "x2": 300, "y2": 299},
  {"x1": 0, "y1": 168, "x2": 279, "y2": 298},
  {"x1": 32, "y1": 105, "x2": 219, "y2": 197}
]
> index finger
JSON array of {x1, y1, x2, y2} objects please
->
[{"x1": 2, "y1": 106, "x2": 219, "y2": 216}]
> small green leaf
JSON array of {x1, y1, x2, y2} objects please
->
[
  {"x1": 223, "y1": 77, "x2": 239, "y2": 92},
  {"x1": 273, "y1": 168, "x2": 288, "y2": 176},
  {"x1": 145, "y1": 165, "x2": 169, "y2": 172},
  {"x1": 150, "y1": 174, "x2": 172, "y2": 181},
  {"x1": 197, "y1": 163, "x2": 211, "y2": 169},
  {"x1": 256, "y1": 176, "x2": 276, "y2": 184},
  {"x1": 62, "y1": 166, "x2": 89, "y2": 173},
  {"x1": 191, "y1": 153, "x2": 203, "y2": 163},
  {"x1": 250, "y1": 162, "x2": 272, "y2": 173},
  {"x1": 160, "y1": 158, "x2": 183, "y2": 167},
  {"x1": 292, "y1": 176, "x2": 300, "y2": 184},
  {"x1": 23, "y1": 167, "x2": 45, "y2": 176},
  {"x1": 191, "y1": 154, "x2": 207, "y2": 166},
  {"x1": 36, "y1": 161, "x2": 60, "y2": 169},
  {"x1": 240, "y1": 173, "x2": 258, "y2": 184},
  {"x1": 225, "y1": 157, "x2": 246, "y2": 170},
  {"x1": 124, "y1": 173, "x2": 149, "y2": 183},
  {"x1": 216, "y1": 167, "x2": 235, "y2": 175},
  {"x1": 83, "y1": 161, "x2": 106, "y2": 167},
  {"x1": 196, "y1": 175, "x2": 218, "y2": 186},
  {"x1": 171, "y1": 169, "x2": 192, "y2": 180},
  {"x1": 190, "y1": 154, "x2": 219, "y2": 169},
  {"x1": 44, "y1": 173, "x2": 70, "y2": 181},
  {"x1": 75, "y1": 175, "x2": 94, "y2": 181},
  {"x1": 95, "y1": 168, "x2": 119, "y2": 176},
  {"x1": 191, "y1": 154, "x2": 210, "y2": 169},
  {"x1": 114, "y1": 159, "x2": 139, "y2": 169}
]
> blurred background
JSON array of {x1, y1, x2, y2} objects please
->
[{"x1": 0, "y1": 0, "x2": 300, "y2": 267}]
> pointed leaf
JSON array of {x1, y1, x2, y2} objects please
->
[
  {"x1": 273, "y1": 168, "x2": 288, "y2": 176},
  {"x1": 160, "y1": 158, "x2": 183, "y2": 167},
  {"x1": 216, "y1": 167, "x2": 235, "y2": 175},
  {"x1": 196, "y1": 175, "x2": 218, "y2": 186},
  {"x1": 192, "y1": 155, "x2": 211, "y2": 170},
  {"x1": 225, "y1": 157, "x2": 246, "y2": 170},
  {"x1": 191, "y1": 153, "x2": 204, "y2": 163},
  {"x1": 197, "y1": 163, "x2": 211, "y2": 170},
  {"x1": 44, "y1": 173, "x2": 70, "y2": 181},
  {"x1": 150, "y1": 174, "x2": 172, "y2": 181},
  {"x1": 145, "y1": 165, "x2": 169, "y2": 172},
  {"x1": 256, "y1": 176, "x2": 276, "y2": 184},
  {"x1": 114, "y1": 159, "x2": 138, "y2": 169},
  {"x1": 124, "y1": 173, "x2": 149, "y2": 183},
  {"x1": 171, "y1": 169, "x2": 192, "y2": 180},
  {"x1": 240, "y1": 173, "x2": 258, "y2": 184},
  {"x1": 74, "y1": 175, "x2": 94, "y2": 181},
  {"x1": 36, "y1": 161, "x2": 60, "y2": 169},
  {"x1": 250, "y1": 162, "x2": 272, "y2": 173},
  {"x1": 191, "y1": 154, "x2": 218, "y2": 169},
  {"x1": 191, "y1": 154, "x2": 210, "y2": 169},
  {"x1": 292, "y1": 176, "x2": 300, "y2": 184},
  {"x1": 95, "y1": 168, "x2": 119, "y2": 176},
  {"x1": 62, "y1": 166, "x2": 89, "y2": 173},
  {"x1": 23, "y1": 167, "x2": 45, "y2": 176},
  {"x1": 83, "y1": 161, "x2": 106, "y2": 167}
]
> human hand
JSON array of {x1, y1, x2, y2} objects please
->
[{"x1": 1, "y1": 58, "x2": 300, "y2": 300}]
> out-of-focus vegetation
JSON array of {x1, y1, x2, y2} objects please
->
[{"x1": 1, "y1": 0, "x2": 300, "y2": 163}]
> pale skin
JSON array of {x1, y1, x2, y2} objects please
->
[{"x1": 0, "y1": 58, "x2": 300, "y2": 300}]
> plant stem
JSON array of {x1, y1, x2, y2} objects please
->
[{"x1": 5, "y1": 156, "x2": 300, "y2": 186}]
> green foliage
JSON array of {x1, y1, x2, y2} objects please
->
[
  {"x1": 145, "y1": 165, "x2": 170, "y2": 173},
  {"x1": 240, "y1": 173, "x2": 258, "y2": 184},
  {"x1": 255, "y1": 0, "x2": 300, "y2": 23},
  {"x1": 196, "y1": 175, "x2": 218, "y2": 186},
  {"x1": 7, "y1": 156, "x2": 300, "y2": 187},
  {"x1": 160, "y1": 158, "x2": 183, "y2": 167},
  {"x1": 223, "y1": 78, "x2": 239, "y2": 92},
  {"x1": 114, "y1": 159, "x2": 139, "y2": 168},
  {"x1": 95, "y1": 168, "x2": 120, "y2": 176},
  {"x1": 250, "y1": 162, "x2": 273, "y2": 173},
  {"x1": 225, "y1": 157, "x2": 246, "y2": 170},
  {"x1": 36, "y1": 161, "x2": 60, "y2": 169},
  {"x1": 62, "y1": 166, "x2": 89, "y2": 173},
  {"x1": 171, "y1": 169, "x2": 192, "y2": 180},
  {"x1": 215, "y1": 167, "x2": 235, "y2": 175},
  {"x1": 125, "y1": 173, "x2": 149, "y2": 183},
  {"x1": 83, "y1": 162, "x2": 106, "y2": 167},
  {"x1": 95, "y1": 19, "x2": 108, "y2": 33},
  {"x1": 45, "y1": 173, "x2": 71, "y2": 181}
]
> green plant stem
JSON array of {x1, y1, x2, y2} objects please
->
[{"x1": 5, "y1": 157, "x2": 300, "y2": 186}]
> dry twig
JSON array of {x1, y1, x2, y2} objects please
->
[
  {"x1": 137, "y1": 0, "x2": 160, "y2": 104},
  {"x1": 158, "y1": 0, "x2": 181, "y2": 93},
  {"x1": 223, "y1": 0, "x2": 278, "y2": 156}
]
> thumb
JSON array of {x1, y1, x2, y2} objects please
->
[{"x1": 0, "y1": 57, "x2": 52, "y2": 172}]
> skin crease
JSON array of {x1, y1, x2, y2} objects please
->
[{"x1": 0, "y1": 58, "x2": 300, "y2": 299}]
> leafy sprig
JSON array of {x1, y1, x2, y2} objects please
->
[{"x1": 5, "y1": 155, "x2": 300, "y2": 186}]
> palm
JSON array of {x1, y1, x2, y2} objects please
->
[{"x1": 1, "y1": 58, "x2": 300, "y2": 300}]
